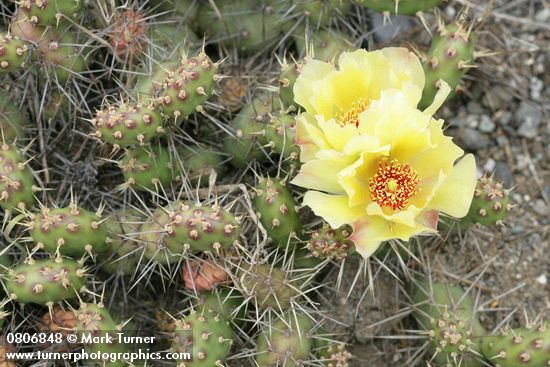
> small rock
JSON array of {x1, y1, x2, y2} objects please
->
[
  {"x1": 467, "y1": 101, "x2": 484, "y2": 114},
  {"x1": 483, "y1": 158, "x2": 496, "y2": 172},
  {"x1": 494, "y1": 162, "x2": 514, "y2": 187},
  {"x1": 536, "y1": 274, "x2": 547, "y2": 285},
  {"x1": 515, "y1": 101, "x2": 543, "y2": 139},
  {"x1": 543, "y1": 185, "x2": 550, "y2": 202},
  {"x1": 497, "y1": 111, "x2": 512, "y2": 126},
  {"x1": 370, "y1": 12, "x2": 414, "y2": 43},
  {"x1": 478, "y1": 115, "x2": 495, "y2": 133},
  {"x1": 450, "y1": 116, "x2": 468, "y2": 128},
  {"x1": 533, "y1": 199, "x2": 548, "y2": 216},
  {"x1": 458, "y1": 128, "x2": 489, "y2": 151},
  {"x1": 535, "y1": 7, "x2": 550, "y2": 22}
]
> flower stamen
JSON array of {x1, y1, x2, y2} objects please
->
[
  {"x1": 337, "y1": 97, "x2": 371, "y2": 127},
  {"x1": 369, "y1": 159, "x2": 420, "y2": 211}
]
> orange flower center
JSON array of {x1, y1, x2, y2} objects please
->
[
  {"x1": 369, "y1": 159, "x2": 420, "y2": 211},
  {"x1": 337, "y1": 97, "x2": 371, "y2": 127}
]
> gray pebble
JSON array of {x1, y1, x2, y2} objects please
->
[
  {"x1": 497, "y1": 111, "x2": 512, "y2": 126},
  {"x1": 494, "y1": 162, "x2": 514, "y2": 187},
  {"x1": 370, "y1": 12, "x2": 414, "y2": 43},
  {"x1": 515, "y1": 101, "x2": 542, "y2": 139},
  {"x1": 479, "y1": 115, "x2": 495, "y2": 133},
  {"x1": 458, "y1": 128, "x2": 489, "y2": 151},
  {"x1": 467, "y1": 101, "x2": 484, "y2": 114}
]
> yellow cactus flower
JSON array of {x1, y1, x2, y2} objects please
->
[{"x1": 291, "y1": 49, "x2": 476, "y2": 258}]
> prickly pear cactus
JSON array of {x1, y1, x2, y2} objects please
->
[
  {"x1": 0, "y1": 143, "x2": 36, "y2": 211},
  {"x1": 461, "y1": 175, "x2": 511, "y2": 228},
  {"x1": 294, "y1": 0, "x2": 352, "y2": 28},
  {"x1": 28, "y1": 205, "x2": 109, "y2": 256},
  {"x1": 118, "y1": 144, "x2": 181, "y2": 191},
  {"x1": 265, "y1": 113, "x2": 300, "y2": 163},
  {"x1": 139, "y1": 206, "x2": 182, "y2": 264},
  {"x1": 360, "y1": 0, "x2": 444, "y2": 15},
  {"x1": 93, "y1": 101, "x2": 164, "y2": 148},
  {"x1": 197, "y1": 1, "x2": 283, "y2": 55},
  {"x1": 419, "y1": 22, "x2": 477, "y2": 109},
  {"x1": 159, "y1": 52, "x2": 218, "y2": 122},
  {"x1": 163, "y1": 201, "x2": 240, "y2": 254},
  {"x1": 222, "y1": 96, "x2": 274, "y2": 168},
  {"x1": 253, "y1": 177, "x2": 302, "y2": 246},
  {"x1": 19, "y1": 0, "x2": 84, "y2": 25},
  {"x1": 172, "y1": 307, "x2": 234, "y2": 367},
  {"x1": 134, "y1": 61, "x2": 178, "y2": 100},
  {"x1": 278, "y1": 61, "x2": 301, "y2": 109},
  {"x1": 0, "y1": 33, "x2": 28, "y2": 73},
  {"x1": 177, "y1": 146, "x2": 225, "y2": 186},
  {"x1": 294, "y1": 29, "x2": 353, "y2": 62},
  {"x1": 238, "y1": 263, "x2": 298, "y2": 310},
  {"x1": 411, "y1": 278, "x2": 486, "y2": 367},
  {"x1": 195, "y1": 289, "x2": 245, "y2": 325},
  {"x1": 481, "y1": 322, "x2": 550, "y2": 367},
  {"x1": 256, "y1": 313, "x2": 313, "y2": 366},
  {"x1": 307, "y1": 223, "x2": 353, "y2": 261},
  {"x1": 0, "y1": 91, "x2": 25, "y2": 142},
  {"x1": 37, "y1": 29, "x2": 86, "y2": 83},
  {"x1": 5, "y1": 258, "x2": 86, "y2": 304},
  {"x1": 101, "y1": 209, "x2": 144, "y2": 276},
  {"x1": 75, "y1": 302, "x2": 128, "y2": 367}
]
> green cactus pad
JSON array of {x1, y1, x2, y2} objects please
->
[
  {"x1": 159, "y1": 52, "x2": 217, "y2": 122},
  {"x1": 195, "y1": 289, "x2": 246, "y2": 326},
  {"x1": 172, "y1": 307, "x2": 234, "y2": 367},
  {"x1": 19, "y1": 0, "x2": 83, "y2": 26},
  {"x1": 462, "y1": 175, "x2": 511, "y2": 228},
  {"x1": 253, "y1": 177, "x2": 302, "y2": 246},
  {"x1": 177, "y1": 146, "x2": 226, "y2": 186},
  {"x1": 149, "y1": 23, "x2": 199, "y2": 61},
  {"x1": 481, "y1": 323, "x2": 550, "y2": 367},
  {"x1": 29, "y1": 205, "x2": 109, "y2": 256},
  {"x1": 0, "y1": 91, "x2": 26, "y2": 142},
  {"x1": 5, "y1": 258, "x2": 86, "y2": 304},
  {"x1": 360, "y1": 0, "x2": 444, "y2": 15},
  {"x1": 139, "y1": 207, "x2": 182, "y2": 264},
  {"x1": 294, "y1": 29, "x2": 353, "y2": 61},
  {"x1": 294, "y1": 0, "x2": 352, "y2": 28},
  {"x1": 37, "y1": 29, "x2": 86, "y2": 82},
  {"x1": 134, "y1": 61, "x2": 178, "y2": 101},
  {"x1": 239, "y1": 264, "x2": 298, "y2": 310},
  {"x1": 256, "y1": 313, "x2": 313, "y2": 366},
  {"x1": 411, "y1": 278, "x2": 486, "y2": 367},
  {"x1": 197, "y1": 1, "x2": 283, "y2": 55},
  {"x1": 0, "y1": 143, "x2": 36, "y2": 211},
  {"x1": 119, "y1": 144, "x2": 181, "y2": 191},
  {"x1": 101, "y1": 209, "x2": 144, "y2": 275},
  {"x1": 307, "y1": 223, "x2": 353, "y2": 261},
  {"x1": 93, "y1": 101, "x2": 164, "y2": 147},
  {"x1": 163, "y1": 201, "x2": 240, "y2": 253},
  {"x1": 222, "y1": 96, "x2": 275, "y2": 168},
  {"x1": 278, "y1": 61, "x2": 301, "y2": 109},
  {"x1": 0, "y1": 34, "x2": 28, "y2": 73},
  {"x1": 420, "y1": 22, "x2": 477, "y2": 109},
  {"x1": 75, "y1": 302, "x2": 128, "y2": 367},
  {"x1": 266, "y1": 113, "x2": 300, "y2": 162}
]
